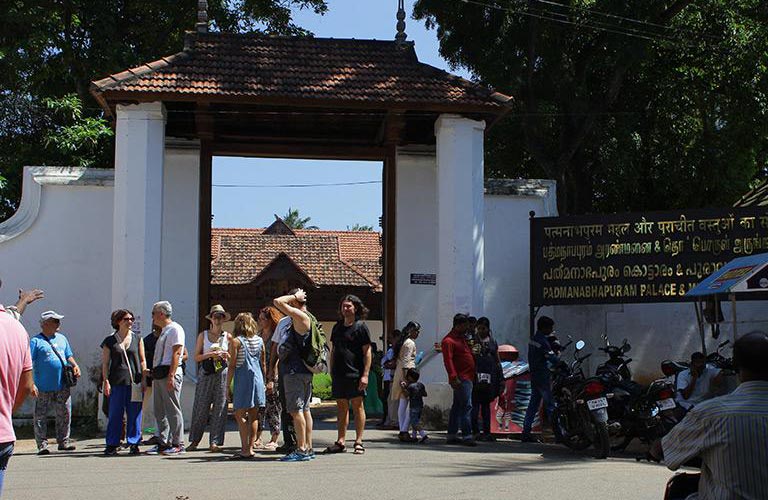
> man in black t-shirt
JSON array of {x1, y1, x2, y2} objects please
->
[
  {"x1": 325, "y1": 295, "x2": 372, "y2": 455},
  {"x1": 141, "y1": 325, "x2": 162, "y2": 445}
]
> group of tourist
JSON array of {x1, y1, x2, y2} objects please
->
[
  {"x1": 378, "y1": 313, "x2": 504, "y2": 446},
  {"x1": 3, "y1": 275, "x2": 768, "y2": 499}
]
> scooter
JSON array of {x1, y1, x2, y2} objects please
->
[{"x1": 551, "y1": 340, "x2": 611, "y2": 459}]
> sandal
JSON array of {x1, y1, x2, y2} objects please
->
[
  {"x1": 353, "y1": 442, "x2": 365, "y2": 455},
  {"x1": 323, "y1": 441, "x2": 346, "y2": 454},
  {"x1": 228, "y1": 452, "x2": 255, "y2": 461}
]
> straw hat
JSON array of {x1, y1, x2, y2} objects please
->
[{"x1": 205, "y1": 304, "x2": 231, "y2": 321}]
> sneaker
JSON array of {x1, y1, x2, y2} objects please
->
[
  {"x1": 58, "y1": 441, "x2": 76, "y2": 451},
  {"x1": 146, "y1": 445, "x2": 166, "y2": 455},
  {"x1": 129, "y1": 445, "x2": 141, "y2": 455},
  {"x1": 460, "y1": 438, "x2": 478, "y2": 447},
  {"x1": 419, "y1": 435, "x2": 429, "y2": 444},
  {"x1": 161, "y1": 445, "x2": 185, "y2": 456},
  {"x1": 280, "y1": 450, "x2": 311, "y2": 462},
  {"x1": 307, "y1": 449, "x2": 316, "y2": 460},
  {"x1": 104, "y1": 446, "x2": 118, "y2": 456},
  {"x1": 37, "y1": 446, "x2": 51, "y2": 456}
]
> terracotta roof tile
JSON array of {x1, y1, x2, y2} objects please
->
[
  {"x1": 211, "y1": 227, "x2": 382, "y2": 291},
  {"x1": 92, "y1": 32, "x2": 511, "y2": 111}
]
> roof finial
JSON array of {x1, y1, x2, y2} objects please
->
[
  {"x1": 196, "y1": 0, "x2": 209, "y2": 33},
  {"x1": 395, "y1": 0, "x2": 407, "y2": 45}
]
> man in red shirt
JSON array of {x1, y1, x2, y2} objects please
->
[{"x1": 441, "y1": 313, "x2": 476, "y2": 446}]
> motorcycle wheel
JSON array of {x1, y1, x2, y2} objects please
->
[
  {"x1": 593, "y1": 422, "x2": 610, "y2": 459},
  {"x1": 610, "y1": 435, "x2": 632, "y2": 452},
  {"x1": 553, "y1": 409, "x2": 591, "y2": 451}
]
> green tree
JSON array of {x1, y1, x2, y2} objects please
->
[
  {"x1": 413, "y1": 0, "x2": 768, "y2": 214},
  {"x1": 0, "y1": 0, "x2": 327, "y2": 221},
  {"x1": 347, "y1": 223, "x2": 374, "y2": 231},
  {"x1": 283, "y1": 207, "x2": 319, "y2": 230}
]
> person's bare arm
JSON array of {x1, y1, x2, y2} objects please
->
[
  {"x1": 13, "y1": 370, "x2": 34, "y2": 411},
  {"x1": 227, "y1": 339, "x2": 239, "y2": 400},
  {"x1": 166, "y1": 344, "x2": 183, "y2": 390},
  {"x1": 193, "y1": 333, "x2": 208, "y2": 363},
  {"x1": 268, "y1": 340, "x2": 279, "y2": 381},
  {"x1": 359, "y1": 343, "x2": 372, "y2": 391},
  {"x1": 260, "y1": 342, "x2": 267, "y2": 380},
  {"x1": 68, "y1": 356, "x2": 81, "y2": 378},
  {"x1": 101, "y1": 346, "x2": 112, "y2": 397},
  {"x1": 14, "y1": 288, "x2": 44, "y2": 316},
  {"x1": 273, "y1": 290, "x2": 311, "y2": 334}
]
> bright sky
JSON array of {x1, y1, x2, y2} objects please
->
[{"x1": 211, "y1": 0, "x2": 470, "y2": 230}]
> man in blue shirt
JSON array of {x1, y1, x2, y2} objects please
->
[
  {"x1": 521, "y1": 316, "x2": 558, "y2": 442},
  {"x1": 29, "y1": 310, "x2": 81, "y2": 455}
]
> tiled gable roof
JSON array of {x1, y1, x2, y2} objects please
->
[
  {"x1": 91, "y1": 32, "x2": 511, "y2": 111},
  {"x1": 211, "y1": 227, "x2": 382, "y2": 290}
]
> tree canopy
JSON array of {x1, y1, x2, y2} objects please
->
[
  {"x1": 0, "y1": 0, "x2": 327, "y2": 220},
  {"x1": 282, "y1": 207, "x2": 318, "y2": 230},
  {"x1": 414, "y1": 0, "x2": 768, "y2": 214}
]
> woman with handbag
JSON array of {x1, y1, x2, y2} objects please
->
[
  {"x1": 101, "y1": 309, "x2": 147, "y2": 456},
  {"x1": 187, "y1": 304, "x2": 232, "y2": 452}
]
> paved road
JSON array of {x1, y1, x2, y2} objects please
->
[{"x1": 4, "y1": 424, "x2": 675, "y2": 500}]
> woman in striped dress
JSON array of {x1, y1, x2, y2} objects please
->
[{"x1": 226, "y1": 313, "x2": 266, "y2": 460}]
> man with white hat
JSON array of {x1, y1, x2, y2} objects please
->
[{"x1": 29, "y1": 310, "x2": 81, "y2": 455}]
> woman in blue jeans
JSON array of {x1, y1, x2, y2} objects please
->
[{"x1": 101, "y1": 309, "x2": 147, "y2": 456}]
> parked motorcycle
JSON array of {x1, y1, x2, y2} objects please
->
[
  {"x1": 550, "y1": 340, "x2": 611, "y2": 459},
  {"x1": 597, "y1": 335, "x2": 679, "y2": 452}
]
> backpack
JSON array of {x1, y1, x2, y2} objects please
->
[{"x1": 294, "y1": 312, "x2": 329, "y2": 374}]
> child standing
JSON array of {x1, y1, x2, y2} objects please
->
[{"x1": 401, "y1": 368, "x2": 428, "y2": 443}]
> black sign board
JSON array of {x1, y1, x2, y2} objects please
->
[
  {"x1": 530, "y1": 207, "x2": 768, "y2": 306},
  {"x1": 410, "y1": 273, "x2": 437, "y2": 286}
]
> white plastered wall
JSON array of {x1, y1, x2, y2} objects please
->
[{"x1": 0, "y1": 167, "x2": 115, "y2": 416}]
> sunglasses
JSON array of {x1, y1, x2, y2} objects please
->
[
  {"x1": 121, "y1": 317, "x2": 135, "y2": 322},
  {"x1": 213, "y1": 313, "x2": 226, "y2": 319}
]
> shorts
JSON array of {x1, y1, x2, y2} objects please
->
[
  {"x1": 331, "y1": 377, "x2": 366, "y2": 400},
  {"x1": 409, "y1": 407, "x2": 423, "y2": 428},
  {"x1": 283, "y1": 373, "x2": 313, "y2": 413}
]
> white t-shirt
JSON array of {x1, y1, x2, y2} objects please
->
[
  {"x1": 271, "y1": 316, "x2": 292, "y2": 348},
  {"x1": 676, "y1": 364, "x2": 720, "y2": 410},
  {"x1": 154, "y1": 321, "x2": 186, "y2": 376}
]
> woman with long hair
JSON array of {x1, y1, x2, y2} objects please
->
[
  {"x1": 101, "y1": 309, "x2": 146, "y2": 456},
  {"x1": 255, "y1": 306, "x2": 283, "y2": 451},
  {"x1": 187, "y1": 305, "x2": 232, "y2": 452},
  {"x1": 226, "y1": 312, "x2": 267, "y2": 459},
  {"x1": 390, "y1": 321, "x2": 421, "y2": 442},
  {"x1": 326, "y1": 294, "x2": 372, "y2": 455}
]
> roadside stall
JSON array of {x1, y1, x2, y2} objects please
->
[{"x1": 686, "y1": 251, "x2": 768, "y2": 351}]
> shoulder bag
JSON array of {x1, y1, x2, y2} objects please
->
[
  {"x1": 119, "y1": 336, "x2": 143, "y2": 402},
  {"x1": 42, "y1": 335, "x2": 77, "y2": 388}
]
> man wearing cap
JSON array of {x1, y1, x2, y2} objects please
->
[{"x1": 29, "y1": 310, "x2": 81, "y2": 454}]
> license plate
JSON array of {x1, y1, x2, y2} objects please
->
[
  {"x1": 658, "y1": 398, "x2": 676, "y2": 411},
  {"x1": 587, "y1": 397, "x2": 608, "y2": 410}
]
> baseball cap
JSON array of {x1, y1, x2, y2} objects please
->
[{"x1": 41, "y1": 310, "x2": 64, "y2": 321}]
